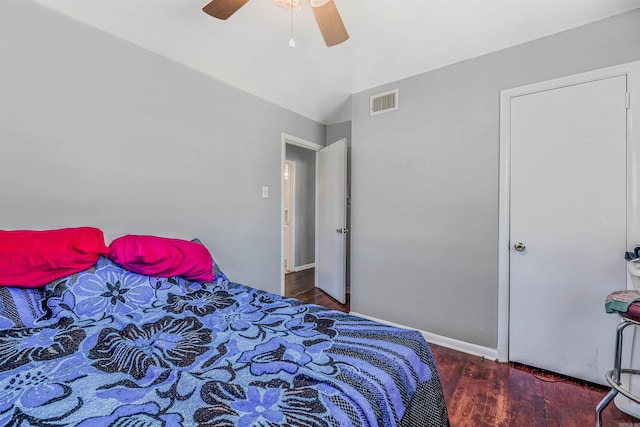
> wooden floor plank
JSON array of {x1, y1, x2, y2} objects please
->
[
  {"x1": 285, "y1": 269, "x2": 350, "y2": 313},
  {"x1": 433, "y1": 346, "x2": 639, "y2": 427},
  {"x1": 284, "y1": 268, "x2": 315, "y2": 296}
]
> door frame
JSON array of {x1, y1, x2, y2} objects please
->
[
  {"x1": 497, "y1": 61, "x2": 640, "y2": 362},
  {"x1": 280, "y1": 133, "x2": 323, "y2": 296},
  {"x1": 284, "y1": 160, "x2": 296, "y2": 273}
]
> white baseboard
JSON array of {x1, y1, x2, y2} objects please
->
[
  {"x1": 292, "y1": 263, "x2": 314, "y2": 272},
  {"x1": 349, "y1": 311, "x2": 498, "y2": 361}
]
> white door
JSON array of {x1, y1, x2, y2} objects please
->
[
  {"x1": 316, "y1": 139, "x2": 347, "y2": 304},
  {"x1": 508, "y1": 75, "x2": 628, "y2": 384}
]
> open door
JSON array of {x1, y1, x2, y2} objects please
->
[{"x1": 316, "y1": 138, "x2": 347, "y2": 304}]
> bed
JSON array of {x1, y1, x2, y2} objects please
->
[{"x1": 0, "y1": 229, "x2": 449, "y2": 426}]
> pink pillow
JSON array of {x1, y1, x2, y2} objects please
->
[
  {"x1": 0, "y1": 227, "x2": 111, "y2": 288},
  {"x1": 108, "y1": 235, "x2": 214, "y2": 282}
]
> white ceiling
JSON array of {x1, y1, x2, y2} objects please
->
[{"x1": 32, "y1": 0, "x2": 640, "y2": 124}]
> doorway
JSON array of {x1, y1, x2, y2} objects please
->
[
  {"x1": 281, "y1": 134, "x2": 322, "y2": 299},
  {"x1": 280, "y1": 134, "x2": 349, "y2": 306},
  {"x1": 497, "y1": 62, "x2": 640, "y2": 385}
]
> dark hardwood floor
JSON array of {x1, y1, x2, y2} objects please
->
[
  {"x1": 294, "y1": 287, "x2": 350, "y2": 313},
  {"x1": 431, "y1": 344, "x2": 638, "y2": 426},
  {"x1": 287, "y1": 269, "x2": 639, "y2": 426},
  {"x1": 285, "y1": 268, "x2": 315, "y2": 296},
  {"x1": 285, "y1": 268, "x2": 350, "y2": 313}
]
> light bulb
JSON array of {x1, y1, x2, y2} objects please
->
[{"x1": 289, "y1": 38, "x2": 296, "y2": 48}]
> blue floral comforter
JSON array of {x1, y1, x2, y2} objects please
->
[{"x1": 0, "y1": 258, "x2": 448, "y2": 426}]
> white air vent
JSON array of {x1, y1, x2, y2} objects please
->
[{"x1": 370, "y1": 89, "x2": 399, "y2": 116}]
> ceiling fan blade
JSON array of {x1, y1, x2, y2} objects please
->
[
  {"x1": 202, "y1": 0, "x2": 250, "y2": 20},
  {"x1": 311, "y1": 0, "x2": 349, "y2": 47}
]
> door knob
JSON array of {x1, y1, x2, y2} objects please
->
[{"x1": 513, "y1": 242, "x2": 526, "y2": 252}]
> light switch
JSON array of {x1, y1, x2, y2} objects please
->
[{"x1": 262, "y1": 186, "x2": 269, "y2": 198}]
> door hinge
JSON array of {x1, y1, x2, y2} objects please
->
[{"x1": 626, "y1": 92, "x2": 631, "y2": 110}]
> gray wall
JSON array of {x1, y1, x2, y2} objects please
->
[
  {"x1": 350, "y1": 9, "x2": 640, "y2": 349},
  {"x1": 0, "y1": 0, "x2": 325, "y2": 294},
  {"x1": 285, "y1": 144, "x2": 316, "y2": 267},
  {"x1": 326, "y1": 121, "x2": 351, "y2": 146}
]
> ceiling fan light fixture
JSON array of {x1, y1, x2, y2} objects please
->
[
  {"x1": 202, "y1": 0, "x2": 348, "y2": 47},
  {"x1": 274, "y1": 0, "x2": 301, "y2": 10},
  {"x1": 309, "y1": 0, "x2": 330, "y2": 7}
]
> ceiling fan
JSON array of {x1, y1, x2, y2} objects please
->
[{"x1": 202, "y1": 0, "x2": 349, "y2": 47}]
